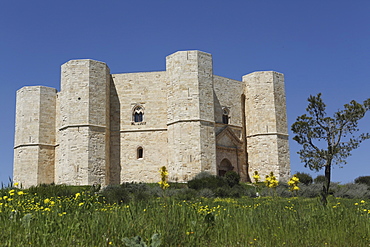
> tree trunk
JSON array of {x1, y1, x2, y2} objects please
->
[{"x1": 324, "y1": 163, "x2": 331, "y2": 196}]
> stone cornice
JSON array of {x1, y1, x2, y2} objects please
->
[
  {"x1": 14, "y1": 143, "x2": 56, "y2": 149},
  {"x1": 117, "y1": 128, "x2": 168, "y2": 133},
  {"x1": 216, "y1": 144, "x2": 243, "y2": 152},
  {"x1": 59, "y1": 124, "x2": 106, "y2": 131},
  {"x1": 167, "y1": 119, "x2": 215, "y2": 126},
  {"x1": 246, "y1": 132, "x2": 289, "y2": 138}
]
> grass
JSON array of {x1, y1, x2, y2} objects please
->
[{"x1": 0, "y1": 186, "x2": 369, "y2": 246}]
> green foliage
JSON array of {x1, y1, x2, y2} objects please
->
[
  {"x1": 291, "y1": 93, "x2": 370, "y2": 195},
  {"x1": 334, "y1": 183, "x2": 370, "y2": 199},
  {"x1": 354, "y1": 176, "x2": 370, "y2": 187},
  {"x1": 197, "y1": 188, "x2": 215, "y2": 198},
  {"x1": 188, "y1": 172, "x2": 252, "y2": 198},
  {"x1": 193, "y1": 171, "x2": 213, "y2": 180},
  {"x1": 314, "y1": 175, "x2": 327, "y2": 184},
  {"x1": 123, "y1": 233, "x2": 161, "y2": 247},
  {"x1": 1, "y1": 185, "x2": 370, "y2": 246},
  {"x1": 296, "y1": 183, "x2": 323, "y2": 198},
  {"x1": 101, "y1": 185, "x2": 131, "y2": 204},
  {"x1": 166, "y1": 188, "x2": 197, "y2": 200},
  {"x1": 224, "y1": 171, "x2": 240, "y2": 187},
  {"x1": 26, "y1": 183, "x2": 92, "y2": 198},
  {"x1": 295, "y1": 172, "x2": 313, "y2": 185},
  {"x1": 121, "y1": 182, "x2": 153, "y2": 201},
  {"x1": 214, "y1": 186, "x2": 232, "y2": 198},
  {"x1": 187, "y1": 174, "x2": 228, "y2": 190}
]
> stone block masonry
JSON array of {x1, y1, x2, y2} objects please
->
[{"x1": 14, "y1": 50, "x2": 290, "y2": 188}]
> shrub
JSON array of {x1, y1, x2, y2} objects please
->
[
  {"x1": 224, "y1": 171, "x2": 240, "y2": 187},
  {"x1": 121, "y1": 182, "x2": 153, "y2": 201},
  {"x1": 229, "y1": 184, "x2": 246, "y2": 198},
  {"x1": 297, "y1": 183, "x2": 323, "y2": 198},
  {"x1": 26, "y1": 184, "x2": 82, "y2": 198},
  {"x1": 168, "y1": 188, "x2": 197, "y2": 200},
  {"x1": 188, "y1": 175, "x2": 228, "y2": 190},
  {"x1": 214, "y1": 186, "x2": 232, "y2": 198},
  {"x1": 194, "y1": 171, "x2": 213, "y2": 180},
  {"x1": 334, "y1": 183, "x2": 370, "y2": 199},
  {"x1": 314, "y1": 175, "x2": 327, "y2": 184},
  {"x1": 240, "y1": 183, "x2": 257, "y2": 197},
  {"x1": 295, "y1": 172, "x2": 313, "y2": 185},
  {"x1": 354, "y1": 176, "x2": 370, "y2": 187},
  {"x1": 101, "y1": 185, "x2": 130, "y2": 204},
  {"x1": 198, "y1": 188, "x2": 215, "y2": 198}
]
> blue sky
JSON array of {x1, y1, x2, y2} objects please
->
[{"x1": 1, "y1": 0, "x2": 369, "y2": 185}]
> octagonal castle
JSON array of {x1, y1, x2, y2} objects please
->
[{"x1": 14, "y1": 50, "x2": 290, "y2": 188}]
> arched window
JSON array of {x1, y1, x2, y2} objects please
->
[
  {"x1": 137, "y1": 147, "x2": 143, "y2": 159},
  {"x1": 222, "y1": 107, "x2": 229, "y2": 124},
  {"x1": 132, "y1": 105, "x2": 144, "y2": 123}
]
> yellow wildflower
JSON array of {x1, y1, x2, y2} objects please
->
[
  {"x1": 288, "y1": 174, "x2": 300, "y2": 192},
  {"x1": 159, "y1": 166, "x2": 170, "y2": 190},
  {"x1": 253, "y1": 171, "x2": 260, "y2": 183},
  {"x1": 265, "y1": 172, "x2": 278, "y2": 188}
]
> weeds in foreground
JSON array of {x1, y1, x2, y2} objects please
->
[{"x1": 0, "y1": 184, "x2": 369, "y2": 246}]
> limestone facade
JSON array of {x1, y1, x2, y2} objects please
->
[{"x1": 13, "y1": 50, "x2": 290, "y2": 188}]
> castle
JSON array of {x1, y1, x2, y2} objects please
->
[{"x1": 13, "y1": 50, "x2": 290, "y2": 188}]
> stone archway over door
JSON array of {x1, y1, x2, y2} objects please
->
[{"x1": 218, "y1": 158, "x2": 233, "y2": 176}]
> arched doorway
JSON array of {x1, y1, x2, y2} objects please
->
[{"x1": 218, "y1": 158, "x2": 233, "y2": 176}]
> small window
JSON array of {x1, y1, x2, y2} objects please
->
[
  {"x1": 133, "y1": 105, "x2": 144, "y2": 123},
  {"x1": 222, "y1": 107, "x2": 229, "y2": 124},
  {"x1": 137, "y1": 147, "x2": 143, "y2": 159}
]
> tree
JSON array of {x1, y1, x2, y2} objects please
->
[
  {"x1": 295, "y1": 172, "x2": 313, "y2": 185},
  {"x1": 354, "y1": 176, "x2": 370, "y2": 187},
  {"x1": 291, "y1": 93, "x2": 370, "y2": 197}
]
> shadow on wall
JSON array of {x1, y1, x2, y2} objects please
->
[{"x1": 109, "y1": 77, "x2": 121, "y2": 184}]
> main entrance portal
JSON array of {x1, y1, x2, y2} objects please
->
[{"x1": 218, "y1": 158, "x2": 233, "y2": 176}]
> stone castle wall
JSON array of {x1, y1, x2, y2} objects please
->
[
  {"x1": 13, "y1": 50, "x2": 290, "y2": 187},
  {"x1": 56, "y1": 60, "x2": 110, "y2": 185},
  {"x1": 110, "y1": 71, "x2": 168, "y2": 183},
  {"x1": 243, "y1": 71, "x2": 290, "y2": 181},
  {"x1": 166, "y1": 51, "x2": 217, "y2": 181},
  {"x1": 14, "y1": 86, "x2": 57, "y2": 188}
]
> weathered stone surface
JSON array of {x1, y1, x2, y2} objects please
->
[
  {"x1": 14, "y1": 86, "x2": 57, "y2": 187},
  {"x1": 243, "y1": 71, "x2": 290, "y2": 181},
  {"x1": 13, "y1": 50, "x2": 290, "y2": 187}
]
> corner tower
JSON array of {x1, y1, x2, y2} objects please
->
[
  {"x1": 14, "y1": 86, "x2": 57, "y2": 188},
  {"x1": 166, "y1": 51, "x2": 216, "y2": 181},
  {"x1": 243, "y1": 71, "x2": 290, "y2": 181},
  {"x1": 55, "y1": 59, "x2": 110, "y2": 185}
]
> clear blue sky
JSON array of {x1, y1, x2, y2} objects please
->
[{"x1": 1, "y1": 0, "x2": 369, "y2": 185}]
